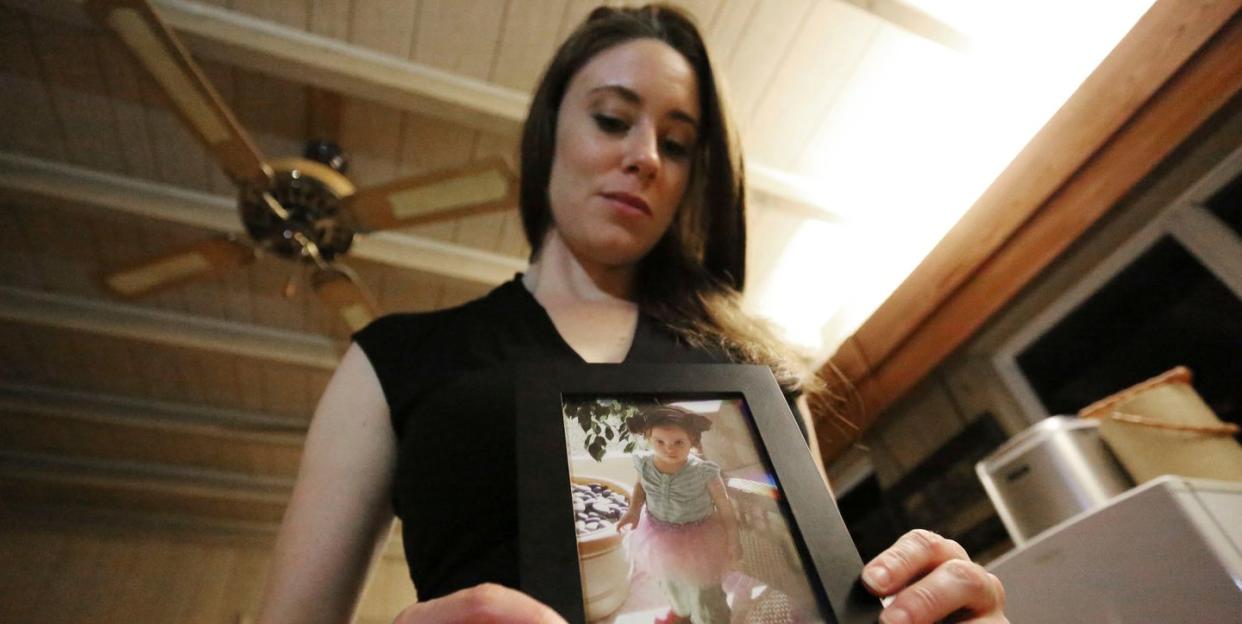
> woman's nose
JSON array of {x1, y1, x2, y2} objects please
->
[{"x1": 622, "y1": 123, "x2": 659, "y2": 181}]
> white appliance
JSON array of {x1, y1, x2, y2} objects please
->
[{"x1": 987, "y1": 476, "x2": 1242, "y2": 623}]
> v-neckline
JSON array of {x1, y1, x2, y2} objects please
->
[{"x1": 511, "y1": 277, "x2": 644, "y2": 364}]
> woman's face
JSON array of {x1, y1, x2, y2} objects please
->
[
  {"x1": 649, "y1": 424, "x2": 693, "y2": 465},
  {"x1": 547, "y1": 38, "x2": 701, "y2": 271}
]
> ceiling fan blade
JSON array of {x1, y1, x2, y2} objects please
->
[
  {"x1": 310, "y1": 266, "x2": 379, "y2": 332},
  {"x1": 344, "y1": 157, "x2": 517, "y2": 231},
  {"x1": 102, "y1": 237, "x2": 256, "y2": 298},
  {"x1": 84, "y1": 0, "x2": 272, "y2": 188}
]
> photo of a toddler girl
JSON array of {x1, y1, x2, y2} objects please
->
[
  {"x1": 562, "y1": 397, "x2": 826, "y2": 624},
  {"x1": 617, "y1": 405, "x2": 738, "y2": 624}
]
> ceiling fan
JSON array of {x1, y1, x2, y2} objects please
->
[{"x1": 83, "y1": 0, "x2": 518, "y2": 332}]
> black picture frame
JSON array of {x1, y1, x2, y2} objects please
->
[{"x1": 515, "y1": 363, "x2": 881, "y2": 623}]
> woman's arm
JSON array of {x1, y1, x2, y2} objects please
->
[
  {"x1": 257, "y1": 343, "x2": 569, "y2": 624},
  {"x1": 256, "y1": 343, "x2": 397, "y2": 624}
]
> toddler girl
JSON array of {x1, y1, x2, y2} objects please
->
[{"x1": 617, "y1": 405, "x2": 739, "y2": 624}]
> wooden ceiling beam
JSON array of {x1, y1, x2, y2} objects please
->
[
  {"x1": 837, "y1": 0, "x2": 972, "y2": 52},
  {"x1": 0, "y1": 500, "x2": 284, "y2": 539},
  {"x1": 846, "y1": 1, "x2": 1241, "y2": 377},
  {"x1": 2, "y1": 0, "x2": 837, "y2": 218},
  {"x1": 0, "y1": 284, "x2": 341, "y2": 370},
  {"x1": 0, "y1": 500, "x2": 408, "y2": 553},
  {"x1": 0, "y1": 448, "x2": 293, "y2": 503},
  {"x1": 0, "y1": 382, "x2": 304, "y2": 486},
  {"x1": 816, "y1": 1, "x2": 1242, "y2": 460},
  {"x1": 45, "y1": 0, "x2": 528, "y2": 136},
  {"x1": 0, "y1": 151, "x2": 528, "y2": 285},
  {"x1": 0, "y1": 381, "x2": 307, "y2": 439}
]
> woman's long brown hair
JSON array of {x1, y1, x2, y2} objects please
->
[{"x1": 519, "y1": 5, "x2": 837, "y2": 406}]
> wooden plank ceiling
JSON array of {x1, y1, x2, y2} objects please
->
[{"x1": 0, "y1": 0, "x2": 957, "y2": 527}]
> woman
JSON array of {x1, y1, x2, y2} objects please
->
[{"x1": 256, "y1": 6, "x2": 1007, "y2": 624}]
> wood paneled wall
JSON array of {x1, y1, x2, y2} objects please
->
[{"x1": 0, "y1": 509, "x2": 416, "y2": 624}]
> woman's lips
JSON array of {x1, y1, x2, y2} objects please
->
[{"x1": 601, "y1": 192, "x2": 651, "y2": 215}]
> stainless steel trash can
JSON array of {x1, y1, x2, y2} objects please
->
[{"x1": 976, "y1": 416, "x2": 1133, "y2": 545}]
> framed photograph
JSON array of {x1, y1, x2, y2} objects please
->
[{"x1": 515, "y1": 363, "x2": 881, "y2": 624}]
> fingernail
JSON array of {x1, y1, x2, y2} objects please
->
[
  {"x1": 863, "y1": 564, "x2": 890, "y2": 591},
  {"x1": 879, "y1": 607, "x2": 911, "y2": 624}
]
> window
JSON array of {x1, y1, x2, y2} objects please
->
[
  {"x1": 1206, "y1": 169, "x2": 1242, "y2": 238},
  {"x1": 1015, "y1": 236, "x2": 1241, "y2": 423},
  {"x1": 995, "y1": 148, "x2": 1242, "y2": 429}
]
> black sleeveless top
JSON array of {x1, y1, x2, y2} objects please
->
[{"x1": 353, "y1": 276, "x2": 801, "y2": 599}]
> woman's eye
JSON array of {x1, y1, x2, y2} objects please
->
[
  {"x1": 661, "y1": 139, "x2": 690, "y2": 159},
  {"x1": 593, "y1": 114, "x2": 629, "y2": 134}
]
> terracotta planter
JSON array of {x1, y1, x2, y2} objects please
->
[{"x1": 572, "y1": 475, "x2": 632, "y2": 621}]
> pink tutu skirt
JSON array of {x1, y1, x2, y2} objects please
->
[{"x1": 626, "y1": 510, "x2": 731, "y2": 587}]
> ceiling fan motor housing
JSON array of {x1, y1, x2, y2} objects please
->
[
  {"x1": 240, "y1": 159, "x2": 358, "y2": 263},
  {"x1": 304, "y1": 139, "x2": 349, "y2": 174}
]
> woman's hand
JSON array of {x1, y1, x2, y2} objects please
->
[
  {"x1": 862, "y1": 529, "x2": 1007, "y2": 624},
  {"x1": 392, "y1": 584, "x2": 568, "y2": 624}
]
